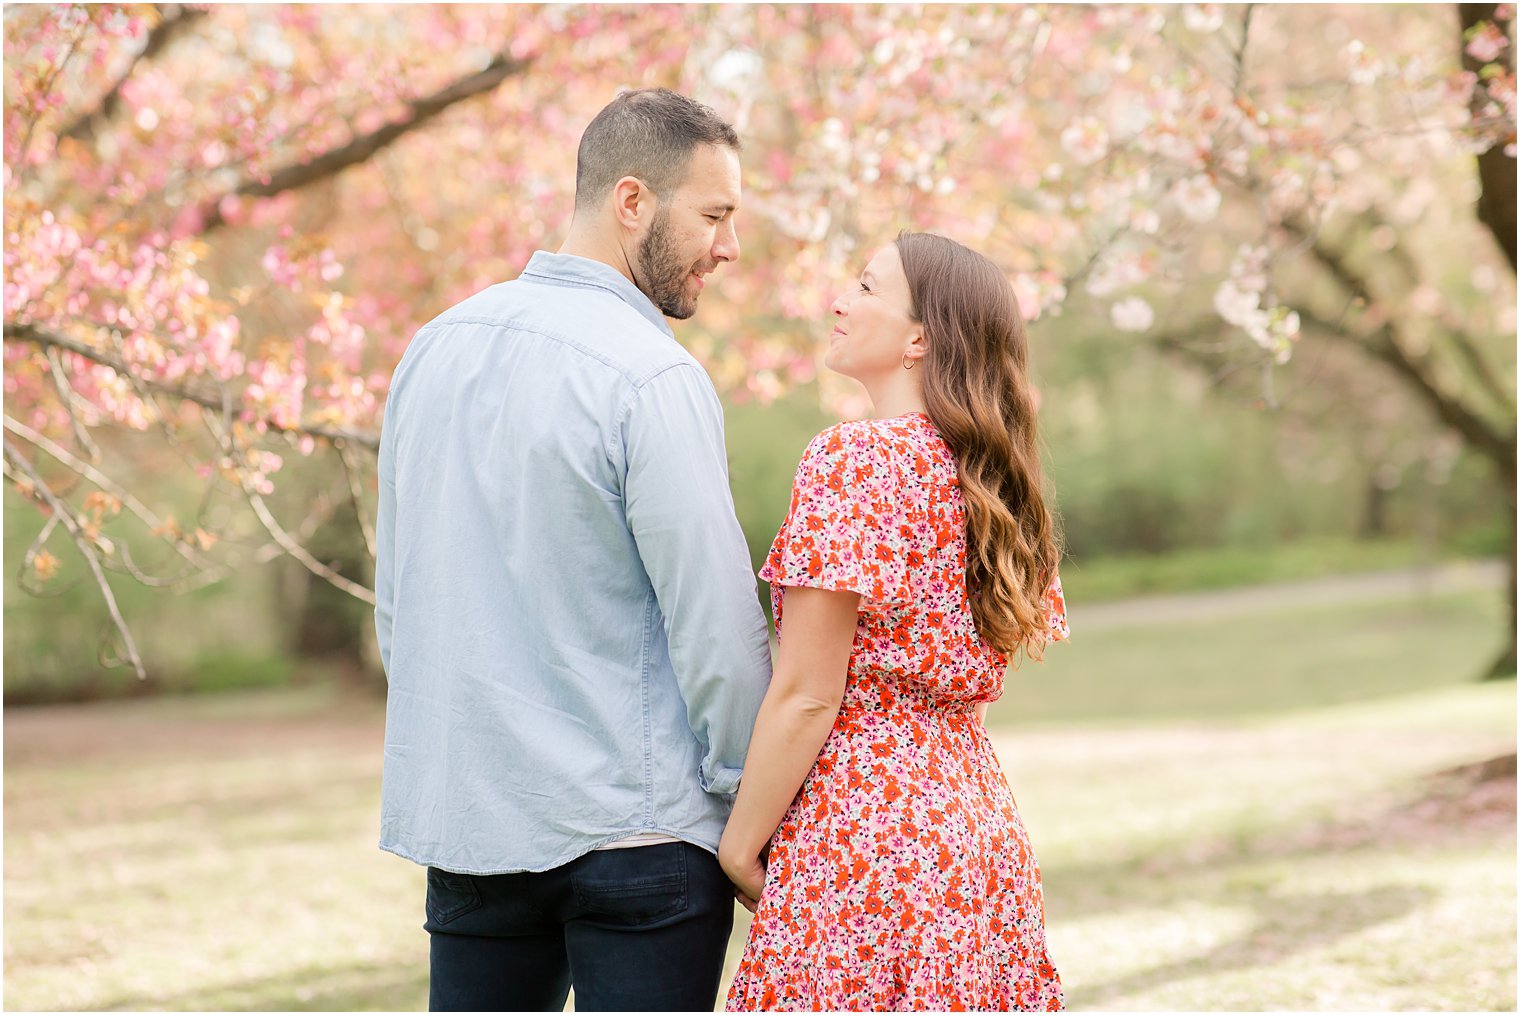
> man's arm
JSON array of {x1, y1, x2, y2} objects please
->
[
  {"x1": 621, "y1": 363, "x2": 773, "y2": 797},
  {"x1": 373, "y1": 407, "x2": 397, "y2": 677}
]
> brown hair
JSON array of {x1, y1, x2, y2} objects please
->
[
  {"x1": 574, "y1": 88, "x2": 740, "y2": 212},
  {"x1": 895, "y1": 231, "x2": 1063, "y2": 663}
]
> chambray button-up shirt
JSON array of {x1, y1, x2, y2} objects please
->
[{"x1": 375, "y1": 251, "x2": 773, "y2": 875}]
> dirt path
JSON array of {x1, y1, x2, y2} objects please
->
[{"x1": 1073, "y1": 559, "x2": 1506, "y2": 630}]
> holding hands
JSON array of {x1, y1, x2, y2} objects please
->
[{"x1": 719, "y1": 836, "x2": 768, "y2": 913}]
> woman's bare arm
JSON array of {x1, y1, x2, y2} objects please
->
[{"x1": 717, "y1": 586, "x2": 859, "y2": 902}]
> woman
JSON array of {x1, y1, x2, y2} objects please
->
[{"x1": 720, "y1": 232, "x2": 1069, "y2": 1012}]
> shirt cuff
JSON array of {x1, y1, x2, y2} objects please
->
[{"x1": 701, "y1": 764, "x2": 742, "y2": 798}]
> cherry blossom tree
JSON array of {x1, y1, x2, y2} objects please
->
[{"x1": 4, "y1": 3, "x2": 1514, "y2": 679}]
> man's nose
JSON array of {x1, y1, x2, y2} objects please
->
[{"x1": 713, "y1": 220, "x2": 740, "y2": 264}]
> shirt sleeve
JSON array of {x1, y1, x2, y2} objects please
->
[
  {"x1": 620, "y1": 363, "x2": 774, "y2": 800},
  {"x1": 759, "y1": 424, "x2": 914, "y2": 613},
  {"x1": 374, "y1": 401, "x2": 398, "y2": 676}
]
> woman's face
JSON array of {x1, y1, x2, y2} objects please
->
[{"x1": 825, "y1": 245, "x2": 922, "y2": 381}]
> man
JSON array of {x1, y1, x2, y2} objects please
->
[{"x1": 374, "y1": 88, "x2": 773, "y2": 1012}]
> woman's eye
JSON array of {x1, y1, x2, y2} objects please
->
[{"x1": 858, "y1": 281, "x2": 872, "y2": 292}]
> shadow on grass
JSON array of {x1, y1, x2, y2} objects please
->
[
  {"x1": 1066, "y1": 885, "x2": 1433, "y2": 1010},
  {"x1": 1045, "y1": 760, "x2": 1511, "y2": 1007},
  {"x1": 97, "y1": 959, "x2": 427, "y2": 1012},
  {"x1": 1044, "y1": 757, "x2": 1515, "y2": 925}
]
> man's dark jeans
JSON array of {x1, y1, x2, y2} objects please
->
[{"x1": 424, "y1": 841, "x2": 735, "y2": 1012}]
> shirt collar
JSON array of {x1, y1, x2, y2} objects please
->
[{"x1": 519, "y1": 251, "x2": 674, "y2": 338}]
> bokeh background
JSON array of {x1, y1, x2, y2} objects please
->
[{"x1": 4, "y1": 3, "x2": 1515, "y2": 1011}]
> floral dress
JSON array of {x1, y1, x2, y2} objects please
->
[{"x1": 725, "y1": 412, "x2": 1069, "y2": 1013}]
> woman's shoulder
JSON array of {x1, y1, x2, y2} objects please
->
[
  {"x1": 796, "y1": 416, "x2": 945, "y2": 495},
  {"x1": 805, "y1": 414, "x2": 933, "y2": 458}
]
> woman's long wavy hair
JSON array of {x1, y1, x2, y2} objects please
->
[{"x1": 896, "y1": 231, "x2": 1063, "y2": 663}]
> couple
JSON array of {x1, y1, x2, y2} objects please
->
[{"x1": 374, "y1": 88, "x2": 1068, "y2": 1013}]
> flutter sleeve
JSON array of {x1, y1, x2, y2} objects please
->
[
  {"x1": 1044, "y1": 571, "x2": 1071, "y2": 643},
  {"x1": 759, "y1": 424, "x2": 914, "y2": 613}
]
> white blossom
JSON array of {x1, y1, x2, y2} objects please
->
[
  {"x1": 1085, "y1": 252, "x2": 1147, "y2": 297},
  {"x1": 709, "y1": 49, "x2": 762, "y2": 92},
  {"x1": 1061, "y1": 119, "x2": 1110, "y2": 166},
  {"x1": 1171, "y1": 175, "x2": 1222, "y2": 222},
  {"x1": 1111, "y1": 297, "x2": 1155, "y2": 332},
  {"x1": 1213, "y1": 279, "x2": 1263, "y2": 328},
  {"x1": 1183, "y1": 4, "x2": 1224, "y2": 33}
]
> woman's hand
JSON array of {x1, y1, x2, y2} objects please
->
[
  {"x1": 716, "y1": 586, "x2": 857, "y2": 915},
  {"x1": 719, "y1": 839, "x2": 767, "y2": 913}
]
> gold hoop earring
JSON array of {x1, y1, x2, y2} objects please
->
[{"x1": 902, "y1": 353, "x2": 916, "y2": 371}]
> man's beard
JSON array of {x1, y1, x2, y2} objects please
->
[{"x1": 636, "y1": 209, "x2": 700, "y2": 320}]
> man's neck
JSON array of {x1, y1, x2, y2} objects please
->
[{"x1": 558, "y1": 224, "x2": 635, "y2": 285}]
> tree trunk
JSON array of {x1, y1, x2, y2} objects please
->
[
  {"x1": 1454, "y1": 6, "x2": 1517, "y2": 677},
  {"x1": 1358, "y1": 473, "x2": 1390, "y2": 539},
  {"x1": 1458, "y1": 4, "x2": 1518, "y2": 271}
]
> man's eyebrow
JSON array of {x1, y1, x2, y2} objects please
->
[{"x1": 705, "y1": 203, "x2": 738, "y2": 214}]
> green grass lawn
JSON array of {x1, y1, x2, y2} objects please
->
[
  {"x1": 4, "y1": 583, "x2": 1514, "y2": 1011},
  {"x1": 1056, "y1": 537, "x2": 1463, "y2": 604},
  {"x1": 997, "y1": 582, "x2": 1510, "y2": 724}
]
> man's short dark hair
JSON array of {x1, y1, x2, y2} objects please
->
[{"x1": 574, "y1": 88, "x2": 740, "y2": 212}]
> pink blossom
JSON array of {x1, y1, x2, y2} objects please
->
[{"x1": 1467, "y1": 23, "x2": 1509, "y2": 64}]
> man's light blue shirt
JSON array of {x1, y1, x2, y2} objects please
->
[{"x1": 374, "y1": 251, "x2": 773, "y2": 875}]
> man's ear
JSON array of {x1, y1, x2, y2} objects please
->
[{"x1": 611, "y1": 176, "x2": 651, "y2": 231}]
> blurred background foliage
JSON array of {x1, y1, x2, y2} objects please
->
[
  {"x1": 6, "y1": 313, "x2": 1506, "y2": 702},
  {"x1": 3, "y1": 2, "x2": 1513, "y2": 702}
]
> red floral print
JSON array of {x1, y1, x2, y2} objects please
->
[{"x1": 726, "y1": 412, "x2": 1068, "y2": 1013}]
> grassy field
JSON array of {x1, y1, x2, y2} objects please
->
[
  {"x1": 1054, "y1": 537, "x2": 1464, "y2": 604},
  {"x1": 4, "y1": 581, "x2": 1514, "y2": 1011},
  {"x1": 1001, "y1": 566, "x2": 1509, "y2": 725}
]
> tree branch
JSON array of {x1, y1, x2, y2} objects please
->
[
  {"x1": 17, "y1": 511, "x2": 63, "y2": 597},
  {"x1": 4, "y1": 322, "x2": 379, "y2": 449},
  {"x1": 1231, "y1": 4, "x2": 1256, "y2": 98},
  {"x1": 1443, "y1": 324, "x2": 1518, "y2": 414},
  {"x1": 198, "y1": 51, "x2": 531, "y2": 233},
  {"x1": 1299, "y1": 306, "x2": 1516, "y2": 478},
  {"x1": 1279, "y1": 218, "x2": 1513, "y2": 458},
  {"x1": 172, "y1": 491, "x2": 341, "y2": 594},
  {"x1": 244, "y1": 486, "x2": 377, "y2": 605},
  {"x1": 3, "y1": 439, "x2": 147, "y2": 679},
  {"x1": 200, "y1": 409, "x2": 376, "y2": 605},
  {"x1": 337, "y1": 440, "x2": 377, "y2": 559},
  {"x1": 58, "y1": 4, "x2": 209, "y2": 145},
  {"x1": 3, "y1": 413, "x2": 217, "y2": 573},
  {"x1": 1357, "y1": 207, "x2": 1514, "y2": 415},
  {"x1": 44, "y1": 345, "x2": 104, "y2": 463}
]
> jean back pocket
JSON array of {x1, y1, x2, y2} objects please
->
[
  {"x1": 425, "y1": 867, "x2": 484, "y2": 927},
  {"x1": 571, "y1": 843, "x2": 688, "y2": 926}
]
